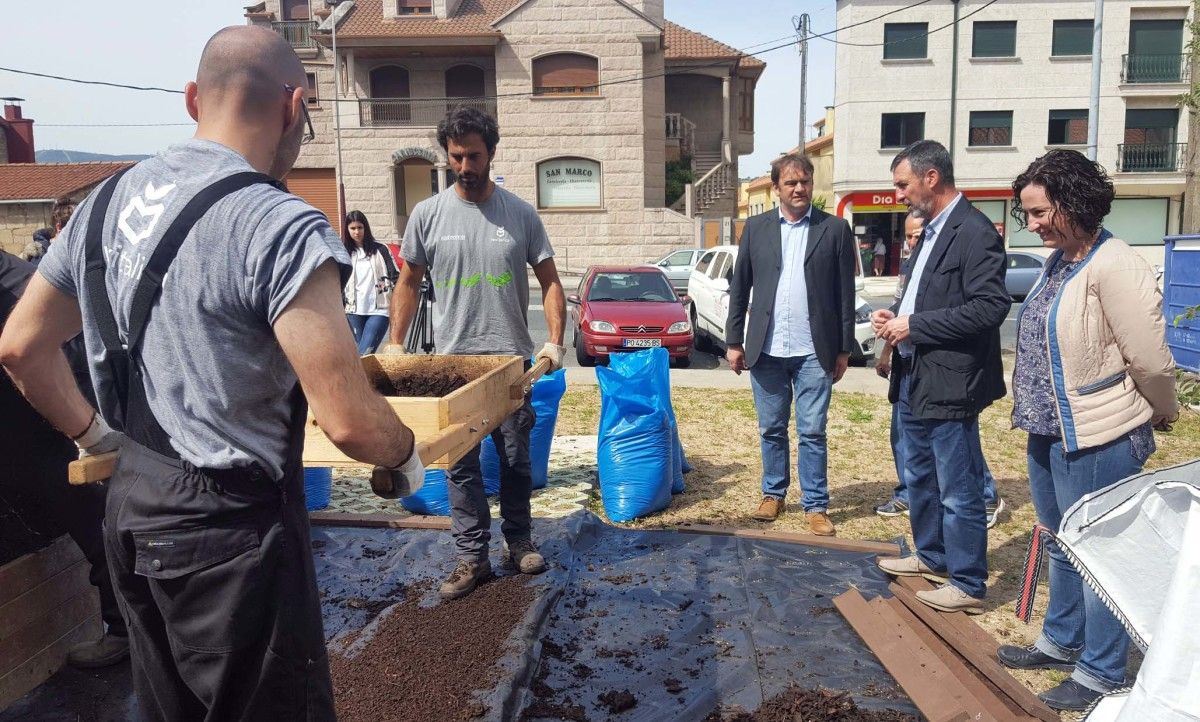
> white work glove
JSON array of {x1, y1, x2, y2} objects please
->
[
  {"x1": 370, "y1": 448, "x2": 425, "y2": 499},
  {"x1": 535, "y1": 342, "x2": 566, "y2": 372},
  {"x1": 73, "y1": 413, "x2": 126, "y2": 458},
  {"x1": 377, "y1": 343, "x2": 409, "y2": 356},
  {"x1": 20, "y1": 241, "x2": 44, "y2": 262}
]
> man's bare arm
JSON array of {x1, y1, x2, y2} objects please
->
[
  {"x1": 275, "y1": 261, "x2": 413, "y2": 466},
  {"x1": 0, "y1": 275, "x2": 95, "y2": 438},
  {"x1": 387, "y1": 261, "x2": 425, "y2": 347},
  {"x1": 533, "y1": 258, "x2": 565, "y2": 346}
]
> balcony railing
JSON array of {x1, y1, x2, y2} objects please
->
[
  {"x1": 272, "y1": 20, "x2": 317, "y2": 49},
  {"x1": 1121, "y1": 54, "x2": 1190, "y2": 83},
  {"x1": 358, "y1": 97, "x2": 497, "y2": 127},
  {"x1": 1117, "y1": 142, "x2": 1188, "y2": 172},
  {"x1": 665, "y1": 113, "x2": 696, "y2": 159}
]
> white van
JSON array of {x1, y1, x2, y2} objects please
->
[{"x1": 687, "y1": 244, "x2": 877, "y2": 362}]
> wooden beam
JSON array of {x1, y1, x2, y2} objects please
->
[
  {"x1": 888, "y1": 583, "x2": 1059, "y2": 722},
  {"x1": 308, "y1": 511, "x2": 452, "y2": 530},
  {"x1": 833, "y1": 588, "x2": 971, "y2": 722},
  {"x1": 676, "y1": 524, "x2": 901, "y2": 556},
  {"x1": 0, "y1": 536, "x2": 85, "y2": 606},
  {"x1": 67, "y1": 452, "x2": 115, "y2": 486}
]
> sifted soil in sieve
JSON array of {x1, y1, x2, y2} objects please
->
[
  {"x1": 707, "y1": 686, "x2": 916, "y2": 722},
  {"x1": 330, "y1": 574, "x2": 537, "y2": 722},
  {"x1": 372, "y1": 370, "x2": 474, "y2": 398}
]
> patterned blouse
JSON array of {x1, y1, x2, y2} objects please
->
[{"x1": 1012, "y1": 256, "x2": 1155, "y2": 462}]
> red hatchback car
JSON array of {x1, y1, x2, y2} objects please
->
[{"x1": 568, "y1": 266, "x2": 694, "y2": 367}]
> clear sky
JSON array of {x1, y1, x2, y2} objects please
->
[{"x1": 2, "y1": 0, "x2": 837, "y2": 177}]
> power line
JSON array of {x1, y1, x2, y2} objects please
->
[
  {"x1": 813, "y1": 0, "x2": 1000, "y2": 47},
  {"x1": 0, "y1": 65, "x2": 182, "y2": 94},
  {"x1": 39, "y1": 122, "x2": 193, "y2": 127}
]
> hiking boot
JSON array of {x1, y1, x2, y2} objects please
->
[
  {"x1": 751, "y1": 496, "x2": 784, "y2": 522},
  {"x1": 874, "y1": 498, "x2": 910, "y2": 517},
  {"x1": 67, "y1": 632, "x2": 130, "y2": 669},
  {"x1": 438, "y1": 558, "x2": 493, "y2": 601},
  {"x1": 986, "y1": 496, "x2": 1005, "y2": 529},
  {"x1": 504, "y1": 538, "x2": 547, "y2": 575},
  {"x1": 876, "y1": 555, "x2": 949, "y2": 584},
  {"x1": 997, "y1": 644, "x2": 1076, "y2": 673},
  {"x1": 916, "y1": 583, "x2": 985, "y2": 615},
  {"x1": 805, "y1": 511, "x2": 836, "y2": 536},
  {"x1": 1038, "y1": 680, "x2": 1104, "y2": 711}
]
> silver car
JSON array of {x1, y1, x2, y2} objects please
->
[
  {"x1": 651, "y1": 249, "x2": 701, "y2": 294},
  {"x1": 1006, "y1": 252, "x2": 1047, "y2": 301}
]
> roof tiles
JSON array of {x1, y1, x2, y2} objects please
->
[{"x1": 0, "y1": 162, "x2": 134, "y2": 202}]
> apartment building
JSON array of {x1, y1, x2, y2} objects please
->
[
  {"x1": 244, "y1": 0, "x2": 764, "y2": 270},
  {"x1": 833, "y1": 0, "x2": 1193, "y2": 272}
]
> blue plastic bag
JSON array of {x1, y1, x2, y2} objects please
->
[
  {"x1": 303, "y1": 467, "x2": 332, "y2": 511},
  {"x1": 481, "y1": 365, "x2": 568, "y2": 493},
  {"x1": 596, "y1": 349, "x2": 674, "y2": 522},
  {"x1": 399, "y1": 469, "x2": 452, "y2": 516},
  {"x1": 609, "y1": 351, "x2": 688, "y2": 493}
]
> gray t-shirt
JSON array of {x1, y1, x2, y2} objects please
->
[
  {"x1": 402, "y1": 186, "x2": 553, "y2": 356},
  {"x1": 39, "y1": 139, "x2": 349, "y2": 479}
]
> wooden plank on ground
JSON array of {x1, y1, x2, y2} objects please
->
[
  {"x1": 894, "y1": 575, "x2": 1003, "y2": 657},
  {"x1": 0, "y1": 560, "x2": 93, "y2": 642},
  {"x1": 882, "y1": 597, "x2": 1034, "y2": 722},
  {"x1": 0, "y1": 589, "x2": 99, "y2": 675},
  {"x1": 0, "y1": 613, "x2": 100, "y2": 711},
  {"x1": 832, "y1": 589, "x2": 971, "y2": 722},
  {"x1": 0, "y1": 536, "x2": 85, "y2": 606},
  {"x1": 308, "y1": 511, "x2": 452, "y2": 531},
  {"x1": 888, "y1": 583, "x2": 1058, "y2": 722},
  {"x1": 677, "y1": 524, "x2": 901, "y2": 556}
]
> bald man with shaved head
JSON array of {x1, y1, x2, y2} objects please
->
[{"x1": 0, "y1": 26, "x2": 426, "y2": 720}]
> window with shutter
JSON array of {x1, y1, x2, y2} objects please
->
[
  {"x1": 1052, "y1": 20, "x2": 1093, "y2": 56},
  {"x1": 532, "y1": 54, "x2": 599, "y2": 97},
  {"x1": 968, "y1": 111, "x2": 1013, "y2": 146},
  {"x1": 397, "y1": 0, "x2": 432, "y2": 15},
  {"x1": 883, "y1": 23, "x2": 928, "y2": 60},
  {"x1": 1048, "y1": 110, "x2": 1088, "y2": 145},
  {"x1": 972, "y1": 21, "x2": 1016, "y2": 58}
]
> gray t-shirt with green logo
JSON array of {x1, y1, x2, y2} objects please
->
[
  {"x1": 38, "y1": 139, "x2": 349, "y2": 479},
  {"x1": 402, "y1": 186, "x2": 554, "y2": 356}
]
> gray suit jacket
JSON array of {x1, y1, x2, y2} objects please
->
[{"x1": 725, "y1": 207, "x2": 857, "y2": 372}]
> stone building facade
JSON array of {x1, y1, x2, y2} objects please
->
[
  {"x1": 245, "y1": 0, "x2": 764, "y2": 271},
  {"x1": 0, "y1": 162, "x2": 133, "y2": 256}
]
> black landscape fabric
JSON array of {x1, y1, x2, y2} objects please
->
[{"x1": 2, "y1": 512, "x2": 915, "y2": 721}]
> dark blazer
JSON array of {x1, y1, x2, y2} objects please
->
[
  {"x1": 726, "y1": 206, "x2": 856, "y2": 373},
  {"x1": 887, "y1": 196, "x2": 1011, "y2": 420}
]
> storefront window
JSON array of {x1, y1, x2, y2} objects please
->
[{"x1": 536, "y1": 157, "x2": 602, "y2": 210}]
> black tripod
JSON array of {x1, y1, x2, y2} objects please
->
[{"x1": 404, "y1": 273, "x2": 436, "y2": 354}]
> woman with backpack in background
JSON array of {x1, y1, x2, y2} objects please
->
[{"x1": 343, "y1": 210, "x2": 399, "y2": 355}]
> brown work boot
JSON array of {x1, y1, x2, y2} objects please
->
[
  {"x1": 67, "y1": 631, "x2": 130, "y2": 669},
  {"x1": 751, "y1": 496, "x2": 784, "y2": 521},
  {"x1": 503, "y1": 538, "x2": 547, "y2": 575},
  {"x1": 876, "y1": 555, "x2": 950, "y2": 584},
  {"x1": 805, "y1": 511, "x2": 836, "y2": 536},
  {"x1": 916, "y1": 583, "x2": 985, "y2": 615},
  {"x1": 438, "y1": 558, "x2": 493, "y2": 601}
]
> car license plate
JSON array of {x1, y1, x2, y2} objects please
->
[{"x1": 622, "y1": 338, "x2": 662, "y2": 348}]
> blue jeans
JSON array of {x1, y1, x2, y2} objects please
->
[
  {"x1": 749, "y1": 353, "x2": 833, "y2": 512},
  {"x1": 898, "y1": 366, "x2": 988, "y2": 598},
  {"x1": 891, "y1": 401, "x2": 998, "y2": 506},
  {"x1": 1027, "y1": 433, "x2": 1139, "y2": 692},
  {"x1": 347, "y1": 314, "x2": 389, "y2": 355}
]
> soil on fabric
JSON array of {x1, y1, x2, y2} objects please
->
[
  {"x1": 330, "y1": 574, "x2": 537, "y2": 722},
  {"x1": 707, "y1": 686, "x2": 917, "y2": 722},
  {"x1": 372, "y1": 369, "x2": 473, "y2": 398}
]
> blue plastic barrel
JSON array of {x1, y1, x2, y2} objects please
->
[
  {"x1": 303, "y1": 467, "x2": 333, "y2": 511},
  {"x1": 1163, "y1": 235, "x2": 1200, "y2": 373}
]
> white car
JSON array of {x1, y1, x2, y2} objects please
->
[{"x1": 687, "y1": 244, "x2": 877, "y2": 363}]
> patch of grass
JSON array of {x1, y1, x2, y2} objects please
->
[{"x1": 556, "y1": 384, "x2": 1200, "y2": 698}]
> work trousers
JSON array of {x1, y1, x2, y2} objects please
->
[{"x1": 103, "y1": 441, "x2": 334, "y2": 721}]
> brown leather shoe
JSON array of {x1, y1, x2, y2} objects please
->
[
  {"x1": 805, "y1": 511, "x2": 836, "y2": 536},
  {"x1": 752, "y1": 496, "x2": 784, "y2": 521}
]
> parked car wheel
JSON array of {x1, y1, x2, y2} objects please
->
[
  {"x1": 574, "y1": 330, "x2": 596, "y2": 367},
  {"x1": 690, "y1": 306, "x2": 711, "y2": 353}
]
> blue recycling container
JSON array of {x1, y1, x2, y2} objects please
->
[
  {"x1": 303, "y1": 467, "x2": 333, "y2": 511},
  {"x1": 1163, "y1": 235, "x2": 1200, "y2": 373}
]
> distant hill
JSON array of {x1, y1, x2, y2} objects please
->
[{"x1": 34, "y1": 149, "x2": 152, "y2": 163}]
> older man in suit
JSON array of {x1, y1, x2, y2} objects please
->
[
  {"x1": 726, "y1": 152, "x2": 856, "y2": 536},
  {"x1": 872, "y1": 140, "x2": 1010, "y2": 614}
]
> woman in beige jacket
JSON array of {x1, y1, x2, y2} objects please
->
[{"x1": 995, "y1": 150, "x2": 1178, "y2": 712}]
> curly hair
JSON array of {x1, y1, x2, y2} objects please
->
[
  {"x1": 436, "y1": 106, "x2": 500, "y2": 154},
  {"x1": 1011, "y1": 150, "x2": 1113, "y2": 237}
]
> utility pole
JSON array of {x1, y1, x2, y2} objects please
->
[
  {"x1": 949, "y1": 0, "x2": 961, "y2": 163},
  {"x1": 327, "y1": 0, "x2": 347, "y2": 232},
  {"x1": 794, "y1": 13, "x2": 810, "y2": 149},
  {"x1": 1087, "y1": 0, "x2": 1105, "y2": 161}
]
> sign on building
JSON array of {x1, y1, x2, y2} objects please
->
[{"x1": 536, "y1": 158, "x2": 601, "y2": 209}]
